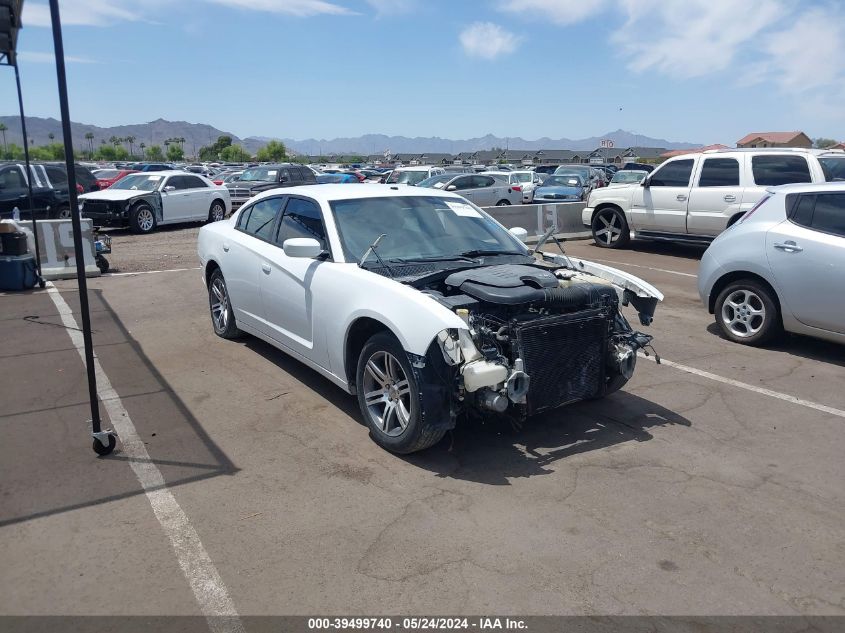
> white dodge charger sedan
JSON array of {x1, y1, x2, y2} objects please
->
[{"x1": 198, "y1": 184, "x2": 664, "y2": 453}]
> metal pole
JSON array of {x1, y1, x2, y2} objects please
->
[
  {"x1": 48, "y1": 0, "x2": 106, "y2": 444},
  {"x1": 13, "y1": 60, "x2": 43, "y2": 280}
]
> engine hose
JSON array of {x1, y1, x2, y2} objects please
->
[{"x1": 541, "y1": 285, "x2": 592, "y2": 308}]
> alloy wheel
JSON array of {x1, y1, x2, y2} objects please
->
[
  {"x1": 210, "y1": 277, "x2": 229, "y2": 332},
  {"x1": 362, "y1": 350, "x2": 411, "y2": 437},
  {"x1": 721, "y1": 289, "x2": 765, "y2": 338},
  {"x1": 137, "y1": 208, "x2": 154, "y2": 232},
  {"x1": 594, "y1": 209, "x2": 622, "y2": 245},
  {"x1": 211, "y1": 203, "x2": 224, "y2": 222}
]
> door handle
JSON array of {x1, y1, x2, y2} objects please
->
[
  {"x1": 222, "y1": 243, "x2": 229, "y2": 252},
  {"x1": 676, "y1": 194, "x2": 687, "y2": 201},
  {"x1": 261, "y1": 263, "x2": 271, "y2": 274},
  {"x1": 723, "y1": 194, "x2": 736, "y2": 202},
  {"x1": 773, "y1": 241, "x2": 803, "y2": 253}
]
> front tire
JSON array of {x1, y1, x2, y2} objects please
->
[
  {"x1": 208, "y1": 269, "x2": 241, "y2": 339},
  {"x1": 208, "y1": 200, "x2": 225, "y2": 223},
  {"x1": 356, "y1": 332, "x2": 445, "y2": 454},
  {"x1": 591, "y1": 206, "x2": 630, "y2": 249},
  {"x1": 129, "y1": 203, "x2": 156, "y2": 234},
  {"x1": 714, "y1": 280, "x2": 781, "y2": 346}
]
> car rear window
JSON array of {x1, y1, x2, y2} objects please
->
[
  {"x1": 752, "y1": 155, "x2": 811, "y2": 186},
  {"x1": 819, "y1": 157, "x2": 845, "y2": 182},
  {"x1": 788, "y1": 192, "x2": 845, "y2": 238}
]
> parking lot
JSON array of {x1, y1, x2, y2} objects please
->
[{"x1": 1, "y1": 229, "x2": 843, "y2": 620}]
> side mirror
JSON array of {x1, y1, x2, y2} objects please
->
[
  {"x1": 163, "y1": 185, "x2": 175, "y2": 192},
  {"x1": 445, "y1": 184, "x2": 457, "y2": 191},
  {"x1": 283, "y1": 237, "x2": 322, "y2": 258},
  {"x1": 509, "y1": 227, "x2": 529, "y2": 242}
]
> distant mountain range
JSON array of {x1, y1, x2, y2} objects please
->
[{"x1": 0, "y1": 116, "x2": 702, "y2": 157}]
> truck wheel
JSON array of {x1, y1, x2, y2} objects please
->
[
  {"x1": 53, "y1": 205, "x2": 71, "y2": 220},
  {"x1": 591, "y1": 207, "x2": 630, "y2": 248},
  {"x1": 356, "y1": 332, "x2": 445, "y2": 454},
  {"x1": 129, "y1": 203, "x2": 156, "y2": 234}
]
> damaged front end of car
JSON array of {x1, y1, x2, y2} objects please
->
[{"x1": 415, "y1": 256, "x2": 662, "y2": 424}]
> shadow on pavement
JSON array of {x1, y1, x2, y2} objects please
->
[
  {"x1": 584, "y1": 239, "x2": 708, "y2": 261},
  {"x1": 0, "y1": 288, "x2": 238, "y2": 528},
  {"x1": 705, "y1": 322, "x2": 845, "y2": 367}
]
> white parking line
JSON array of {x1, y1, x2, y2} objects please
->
[
  {"x1": 589, "y1": 258, "x2": 697, "y2": 278},
  {"x1": 46, "y1": 283, "x2": 243, "y2": 633},
  {"x1": 103, "y1": 267, "x2": 201, "y2": 277},
  {"x1": 639, "y1": 353, "x2": 845, "y2": 419}
]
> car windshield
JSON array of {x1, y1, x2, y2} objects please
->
[
  {"x1": 611, "y1": 171, "x2": 646, "y2": 183},
  {"x1": 386, "y1": 170, "x2": 430, "y2": 185},
  {"x1": 223, "y1": 173, "x2": 242, "y2": 183},
  {"x1": 819, "y1": 157, "x2": 845, "y2": 182},
  {"x1": 544, "y1": 175, "x2": 582, "y2": 187},
  {"x1": 329, "y1": 195, "x2": 528, "y2": 263},
  {"x1": 417, "y1": 174, "x2": 456, "y2": 188},
  {"x1": 96, "y1": 169, "x2": 120, "y2": 179},
  {"x1": 555, "y1": 166, "x2": 589, "y2": 178},
  {"x1": 239, "y1": 167, "x2": 279, "y2": 182},
  {"x1": 513, "y1": 172, "x2": 532, "y2": 183},
  {"x1": 110, "y1": 174, "x2": 163, "y2": 191}
]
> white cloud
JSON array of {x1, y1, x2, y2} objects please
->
[
  {"x1": 206, "y1": 0, "x2": 355, "y2": 16},
  {"x1": 17, "y1": 51, "x2": 99, "y2": 64},
  {"x1": 497, "y1": 0, "x2": 609, "y2": 25},
  {"x1": 365, "y1": 0, "x2": 417, "y2": 16},
  {"x1": 23, "y1": 1, "x2": 144, "y2": 27},
  {"x1": 612, "y1": 0, "x2": 788, "y2": 78},
  {"x1": 460, "y1": 22, "x2": 520, "y2": 60}
]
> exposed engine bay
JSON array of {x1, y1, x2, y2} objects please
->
[{"x1": 409, "y1": 255, "x2": 658, "y2": 422}]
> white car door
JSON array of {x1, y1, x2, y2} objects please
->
[
  {"x1": 766, "y1": 191, "x2": 845, "y2": 334},
  {"x1": 222, "y1": 198, "x2": 283, "y2": 331},
  {"x1": 159, "y1": 175, "x2": 193, "y2": 223},
  {"x1": 686, "y1": 156, "x2": 744, "y2": 236},
  {"x1": 631, "y1": 158, "x2": 694, "y2": 234},
  {"x1": 255, "y1": 195, "x2": 331, "y2": 369},
  {"x1": 180, "y1": 174, "x2": 215, "y2": 221},
  {"x1": 473, "y1": 175, "x2": 499, "y2": 206},
  {"x1": 449, "y1": 175, "x2": 476, "y2": 204}
]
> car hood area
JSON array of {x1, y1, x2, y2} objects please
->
[
  {"x1": 534, "y1": 185, "x2": 583, "y2": 197},
  {"x1": 79, "y1": 188, "x2": 156, "y2": 202}
]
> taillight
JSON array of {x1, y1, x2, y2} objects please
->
[
  {"x1": 213, "y1": 180, "x2": 223, "y2": 185},
  {"x1": 739, "y1": 195, "x2": 770, "y2": 223},
  {"x1": 76, "y1": 184, "x2": 84, "y2": 193},
  {"x1": 511, "y1": 185, "x2": 522, "y2": 191}
]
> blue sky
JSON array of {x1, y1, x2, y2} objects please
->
[{"x1": 3, "y1": 0, "x2": 844, "y2": 146}]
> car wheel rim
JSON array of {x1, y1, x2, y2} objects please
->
[
  {"x1": 210, "y1": 277, "x2": 229, "y2": 332},
  {"x1": 212, "y1": 204, "x2": 224, "y2": 221},
  {"x1": 594, "y1": 210, "x2": 622, "y2": 245},
  {"x1": 138, "y1": 208, "x2": 154, "y2": 232},
  {"x1": 721, "y1": 289, "x2": 765, "y2": 338},
  {"x1": 59, "y1": 207, "x2": 71, "y2": 219},
  {"x1": 362, "y1": 350, "x2": 411, "y2": 437}
]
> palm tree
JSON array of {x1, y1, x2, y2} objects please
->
[
  {"x1": 0, "y1": 123, "x2": 7, "y2": 154},
  {"x1": 85, "y1": 132, "x2": 94, "y2": 157},
  {"x1": 109, "y1": 135, "x2": 119, "y2": 148},
  {"x1": 139, "y1": 142, "x2": 146, "y2": 159},
  {"x1": 179, "y1": 137, "x2": 186, "y2": 151},
  {"x1": 126, "y1": 135, "x2": 136, "y2": 157}
]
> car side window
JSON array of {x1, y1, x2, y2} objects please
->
[
  {"x1": 790, "y1": 194, "x2": 815, "y2": 227},
  {"x1": 810, "y1": 193, "x2": 845, "y2": 238},
  {"x1": 453, "y1": 176, "x2": 473, "y2": 191},
  {"x1": 649, "y1": 160, "x2": 694, "y2": 187},
  {"x1": 279, "y1": 168, "x2": 292, "y2": 183},
  {"x1": 165, "y1": 176, "x2": 188, "y2": 190},
  {"x1": 182, "y1": 175, "x2": 207, "y2": 188},
  {"x1": 276, "y1": 197, "x2": 327, "y2": 251},
  {"x1": 698, "y1": 158, "x2": 739, "y2": 187},
  {"x1": 473, "y1": 176, "x2": 495, "y2": 188},
  {"x1": 752, "y1": 155, "x2": 811, "y2": 186},
  {"x1": 241, "y1": 197, "x2": 283, "y2": 241},
  {"x1": 0, "y1": 167, "x2": 25, "y2": 189}
]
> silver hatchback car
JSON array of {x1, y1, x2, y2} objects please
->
[{"x1": 698, "y1": 182, "x2": 845, "y2": 346}]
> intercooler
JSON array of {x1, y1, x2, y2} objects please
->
[{"x1": 515, "y1": 307, "x2": 610, "y2": 415}]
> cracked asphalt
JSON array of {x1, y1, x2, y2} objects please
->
[{"x1": 1, "y1": 235, "x2": 843, "y2": 618}]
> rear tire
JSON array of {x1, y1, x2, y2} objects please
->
[
  {"x1": 208, "y1": 200, "x2": 225, "y2": 223},
  {"x1": 714, "y1": 280, "x2": 781, "y2": 346},
  {"x1": 129, "y1": 202, "x2": 156, "y2": 234},
  {"x1": 496, "y1": 199, "x2": 511, "y2": 206},
  {"x1": 591, "y1": 206, "x2": 630, "y2": 249},
  {"x1": 53, "y1": 205, "x2": 71, "y2": 220},
  {"x1": 356, "y1": 332, "x2": 445, "y2": 454}
]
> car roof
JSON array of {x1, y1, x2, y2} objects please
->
[
  {"x1": 249, "y1": 183, "x2": 464, "y2": 205},
  {"x1": 135, "y1": 170, "x2": 202, "y2": 177},
  {"x1": 393, "y1": 165, "x2": 441, "y2": 171},
  {"x1": 767, "y1": 182, "x2": 845, "y2": 195}
]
